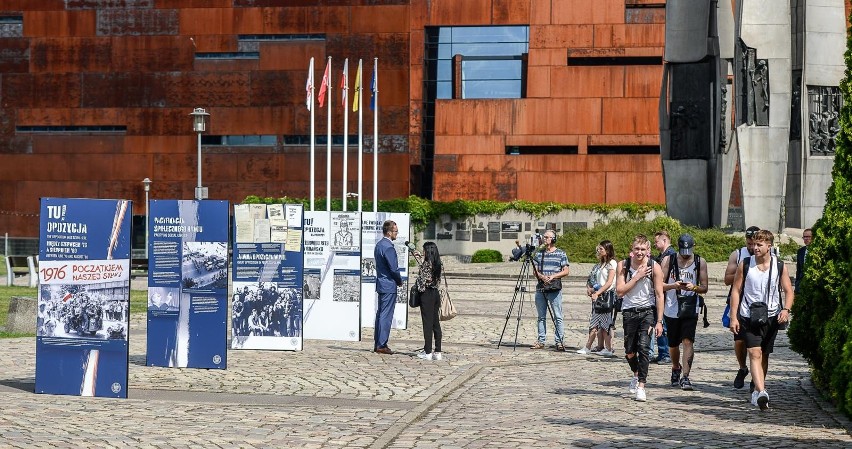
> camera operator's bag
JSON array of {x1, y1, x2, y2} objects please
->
[{"x1": 536, "y1": 251, "x2": 563, "y2": 292}]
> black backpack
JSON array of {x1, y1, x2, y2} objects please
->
[{"x1": 667, "y1": 253, "x2": 709, "y2": 328}]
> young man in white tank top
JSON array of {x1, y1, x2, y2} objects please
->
[
  {"x1": 615, "y1": 235, "x2": 665, "y2": 402},
  {"x1": 723, "y1": 225, "x2": 759, "y2": 389},
  {"x1": 660, "y1": 234, "x2": 709, "y2": 391},
  {"x1": 729, "y1": 230, "x2": 794, "y2": 410}
]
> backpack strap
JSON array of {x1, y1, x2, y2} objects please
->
[{"x1": 667, "y1": 253, "x2": 679, "y2": 282}]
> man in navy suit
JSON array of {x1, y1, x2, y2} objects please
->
[
  {"x1": 374, "y1": 220, "x2": 403, "y2": 354},
  {"x1": 795, "y1": 228, "x2": 812, "y2": 293}
]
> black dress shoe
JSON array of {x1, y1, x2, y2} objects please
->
[{"x1": 375, "y1": 347, "x2": 394, "y2": 355}]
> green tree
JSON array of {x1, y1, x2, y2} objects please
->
[{"x1": 788, "y1": 25, "x2": 852, "y2": 417}]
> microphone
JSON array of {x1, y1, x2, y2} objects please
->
[{"x1": 404, "y1": 241, "x2": 416, "y2": 251}]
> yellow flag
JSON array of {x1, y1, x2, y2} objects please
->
[{"x1": 352, "y1": 62, "x2": 362, "y2": 112}]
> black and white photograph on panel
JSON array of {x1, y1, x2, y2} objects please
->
[
  {"x1": 231, "y1": 281, "x2": 302, "y2": 339},
  {"x1": 303, "y1": 270, "x2": 321, "y2": 300},
  {"x1": 361, "y1": 258, "x2": 376, "y2": 279},
  {"x1": 148, "y1": 286, "x2": 179, "y2": 312},
  {"x1": 395, "y1": 283, "x2": 408, "y2": 304},
  {"x1": 333, "y1": 269, "x2": 360, "y2": 302},
  {"x1": 181, "y1": 241, "x2": 228, "y2": 289},
  {"x1": 37, "y1": 282, "x2": 129, "y2": 341}
]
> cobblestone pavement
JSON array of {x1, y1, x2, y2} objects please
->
[{"x1": 0, "y1": 261, "x2": 850, "y2": 448}]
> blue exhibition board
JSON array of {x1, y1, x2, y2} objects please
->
[
  {"x1": 35, "y1": 198, "x2": 132, "y2": 398},
  {"x1": 231, "y1": 203, "x2": 304, "y2": 351},
  {"x1": 146, "y1": 200, "x2": 229, "y2": 369}
]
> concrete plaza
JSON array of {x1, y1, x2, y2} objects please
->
[{"x1": 0, "y1": 260, "x2": 850, "y2": 448}]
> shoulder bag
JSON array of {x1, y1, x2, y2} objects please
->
[
  {"x1": 408, "y1": 284, "x2": 421, "y2": 308},
  {"x1": 537, "y1": 251, "x2": 562, "y2": 292},
  {"x1": 438, "y1": 275, "x2": 457, "y2": 321}
]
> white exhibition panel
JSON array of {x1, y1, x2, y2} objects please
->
[
  {"x1": 302, "y1": 211, "x2": 362, "y2": 341},
  {"x1": 360, "y1": 212, "x2": 411, "y2": 330}
]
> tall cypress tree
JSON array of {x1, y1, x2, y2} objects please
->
[{"x1": 788, "y1": 23, "x2": 852, "y2": 417}]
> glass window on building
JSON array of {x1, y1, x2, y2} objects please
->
[{"x1": 426, "y1": 25, "x2": 529, "y2": 100}]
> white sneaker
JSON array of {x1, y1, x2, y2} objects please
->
[
  {"x1": 635, "y1": 387, "x2": 647, "y2": 402},
  {"x1": 628, "y1": 376, "x2": 639, "y2": 394},
  {"x1": 757, "y1": 390, "x2": 769, "y2": 410},
  {"x1": 576, "y1": 347, "x2": 591, "y2": 355},
  {"x1": 750, "y1": 391, "x2": 759, "y2": 406},
  {"x1": 417, "y1": 352, "x2": 433, "y2": 360},
  {"x1": 433, "y1": 352, "x2": 442, "y2": 361},
  {"x1": 597, "y1": 349, "x2": 614, "y2": 357}
]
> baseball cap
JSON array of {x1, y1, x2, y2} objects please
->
[
  {"x1": 677, "y1": 234, "x2": 695, "y2": 256},
  {"x1": 745, "y1": 226, "x2": 760, "y2": 238}
]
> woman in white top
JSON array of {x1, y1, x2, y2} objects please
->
[{"x1": 578, "y1": 241, "x2": 616, "y2": 356}]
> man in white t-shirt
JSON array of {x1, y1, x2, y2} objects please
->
[{"x1": 729, "y1": 230, "x2": 794, "y2": 410}]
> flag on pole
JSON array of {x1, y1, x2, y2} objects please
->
[
  {"x1": 340, "y1": 58, "x2": 348, "y2": 106},
  {"x1": 352, "y1": 63, "x2": 362, "y2": 112},
  {"x1": 318, "y1": 59, "x2": 331, "y2": 108},
  {"x1": 370, "y1": 70, "x2": 377, "y2": 110},
  {"x1": 306, "y1": 58, "x2": 314, "y2": 111}
]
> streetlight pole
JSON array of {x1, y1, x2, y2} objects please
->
[
  {"x1": 142, "y1": 178, "x2": 151, "y2": 259},
  {"x1": 189, "y1": 108, "x2": 210, "y2": 200}
]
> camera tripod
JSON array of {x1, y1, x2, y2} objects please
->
[{"x1": 497, "y1": 245, "x2": 560, "y2": 350}]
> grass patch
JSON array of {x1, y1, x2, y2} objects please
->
[{"x1": 0, "y1": 255, "x2": 6, "y2": 277}]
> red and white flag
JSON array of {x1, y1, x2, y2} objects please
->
[
  {"x1": 306, "y1": 58, "x2": 314, "y2": 111},
  {"x1": 318, "y1": 59, "x2": 331, "y2": 108},
  {"x1": 62, "y1": 292, "x2": 73, "y2": 302}
]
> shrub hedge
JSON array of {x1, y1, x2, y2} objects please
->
[
  {"x1": 788, "y1": 29, "x2": 852, "y2": 418},
  {"x1": 470, "y1": 249, "x2": 503, "y2": 263}
]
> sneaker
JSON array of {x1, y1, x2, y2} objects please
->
[
  {"x1": 433, "y1": 352, "x2": 442, "y2": 361},
  {"x1": 597, "y1": 349, "x2": 614, "y2": 357},
  {"x1": 670, "y1": 368, "x2": 682, "y2": 387},
  {"x1": 555, "y1": 343, "x2": 565, "y2": 352},
  {"x1": 628, "y1": 376, "x2": 639, "y2": 394},
  {"x1": 680, "y1": 376, "x2": 694, "y2": 391},
  {"x1": 530, "y1": 342, "x2": 545, "y2": 350},
  {"x1": 757, "y1": 391, "x2": 769, "y2": 410},
  {"x1": 751, "y1": 391, "x2": 759, "y2": 406},
  {"x1": 417, "y1": 352, "x2": 433, "y2": 360},
  {"x1": 635, "y1": 387, "x2": 647, "y2": 402},
  {"x1": 734, "y1": 368, "x2": 749, "y2": 389},
  {"x1": 657, "y1": 356, "x2": 672, "y2": 365},
  {"x1": 576, "y1": 347, "x2": 591, "y2": 355}
]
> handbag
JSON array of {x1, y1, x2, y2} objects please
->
[
  {"x1": 593, "y1": 290, "x2": 615, "y2": 313},
  {"x1": 749, "y1": 302, "x2": 769, "y2": 326},
  {"x1": 408, "y1": 284, "x2": 421, "y2": 308},
  {"x1": 438, "y1": 275, "x2": 457, "y2": 321},
  {"x1": 721, "y1": 303, "x2": 731, "y2": 327}
]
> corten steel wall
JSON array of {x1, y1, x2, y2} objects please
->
[
  {"x1": 0, "y1": 0, "x2": 411, "y2": 237},
  {"x1": 418, "y1": 0, "x2": 668, "y2": 204}
]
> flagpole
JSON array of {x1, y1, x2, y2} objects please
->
[
  {"x1": 372, "y1": 57, "x2": 378, "y2": 213},
  {"x1": 326, "y1": 56, "x2": 332, "y2": 212},
  {"x1": 357, "y1": 59, "x2": 363, "y2": 213},
  {"x1": 308, "y1": 57, "x2": 315, "y2": 212},
  {"x1": 342, "y1": 58, "x2": 349, "y2": 211}
]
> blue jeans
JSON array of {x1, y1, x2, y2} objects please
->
[
  {"x1": 649, "y1": 319, "x2": 670, "y2": 360},
  {"x1": 535, "y1": 290, "x2": 564, "y2": 344}
]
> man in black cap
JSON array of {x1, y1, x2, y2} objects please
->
[
  {"x1": 660, "y1": 234, "x2": 708, "y2": 390},
  {"x1": 724, "y1": 225, "x2": 760, "y2": 389}
]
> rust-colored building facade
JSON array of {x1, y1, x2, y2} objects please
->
[{"x1": 0, "y1": 0, "x2": 667, "y2": 238}]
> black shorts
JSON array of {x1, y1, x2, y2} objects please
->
[
  {"x1": 736, "y1": 314, "x2": 780, "y2": 354},
  {"x1": 665, "y1": 316, "x2": 697, "y2": 346}
]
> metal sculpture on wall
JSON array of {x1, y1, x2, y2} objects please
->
[
  {"x1": 790, "y1": 76, "x2": 801, "y2": 141},
  {"x1": 720, "y1": 83, "x2": 728, "y2": 152},
  {"x1": 740, "y1": 40, "x2": 769, "y2": 126},
  {"x1": 808, "y1": 86, "x2": 842, "y2": 155},
  {"x1": 670, "y1": 103, "x2": 700, "y2": 158}
]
